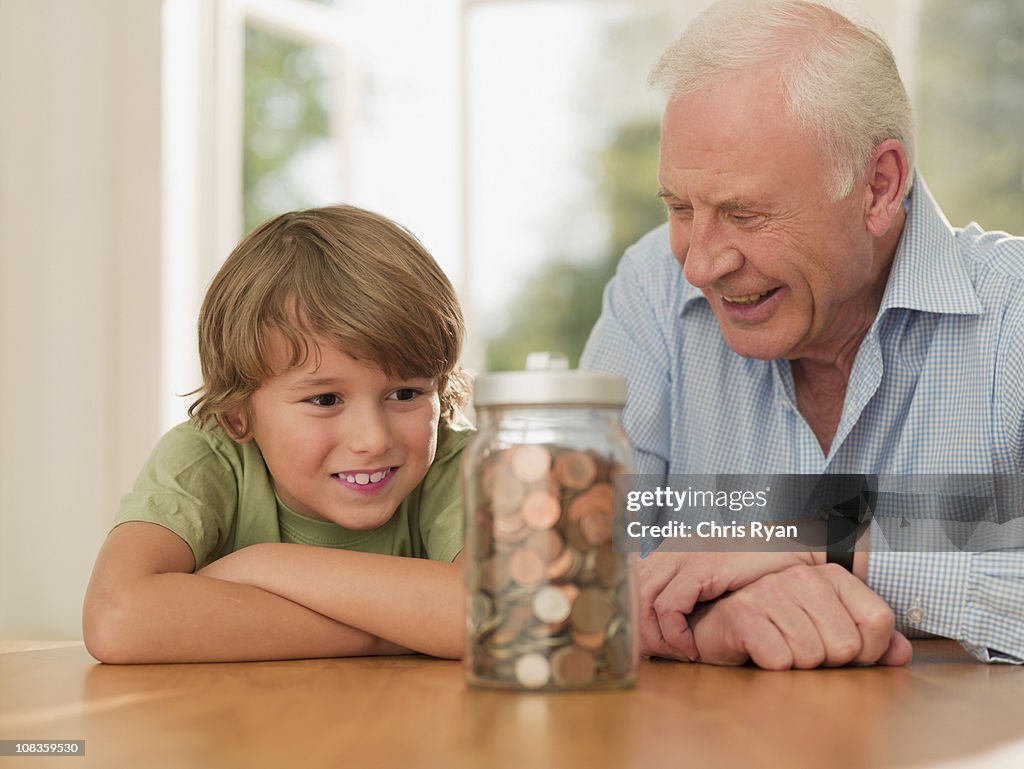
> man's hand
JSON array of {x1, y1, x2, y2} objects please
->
[
  {"x1": 687, "y1": 563, "x2": 912, "y2": 669},
  {"x1": 638, "y1": 551, "x2": 819, "y2": 660}
]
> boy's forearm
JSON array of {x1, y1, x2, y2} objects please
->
[
  {"x1": 200, "y1": 544, "x2": 465, "y2": 659},
  {"x1": 86, "y1": 571, "x2": 407, "y2": 664}
]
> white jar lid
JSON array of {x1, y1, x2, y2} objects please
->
[{"x1": 473, "y1": 352, "x2": 626, "y2": 407}]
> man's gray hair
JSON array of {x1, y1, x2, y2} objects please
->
[{"x1": 649, "y1": 0, "x2": 915, "y2": 201}]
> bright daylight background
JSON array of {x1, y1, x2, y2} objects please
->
[{"x1": 1, "y1": 0, "x2": 1022, "y2": 639}]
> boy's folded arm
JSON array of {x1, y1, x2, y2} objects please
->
[
  {"x1": 83, "y1": 522, "x2": 407, "y2": 664},
  {"x1": 198, "y1": 543, "x2": 465, "y2": 659}
]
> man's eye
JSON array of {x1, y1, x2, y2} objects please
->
[
  {"x1": 668, "y1": 205, "x2": 693, "y2": 219},
  {"x1": 388, "y1": 388, "x2": 421, "y2": 402},
  {"x1": 309, "y1": 394, "x2": 341, "y2": 407},
  {"x1": 729, "y1": 212, "x2": 765, "y2": 225}
]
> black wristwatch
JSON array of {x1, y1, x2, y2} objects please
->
[
  {"x1": 823, "y1": 503, "x2": 861, "y2": 572},
  {"x1": 816, "y1": 474, "x2": 876, "y2": 573}
]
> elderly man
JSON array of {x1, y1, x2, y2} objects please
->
[{"x1": 583, "y1": 0, "x2": 1023, "y2": 668}]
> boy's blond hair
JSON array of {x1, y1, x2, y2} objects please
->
[{"x1": 188, "y1": 205, "x2": 469, "y2": 439}]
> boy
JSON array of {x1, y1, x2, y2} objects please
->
[{"x1": 83, "y1": 205, "x2": 472, "y2": 663}]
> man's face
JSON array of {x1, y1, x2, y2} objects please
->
[
  {"x1": 658, "y1": 69, "x2": 884, "y2": 362},
  {"x1": 238, "y1": 334, "x2": 440, "y2": 529}
]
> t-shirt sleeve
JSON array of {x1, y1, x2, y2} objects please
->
[
  {"x1": 415, "y1": 420, "x2": 473, "y2": 562},
  {"x1": 114, "y1": 422, "x2": 240, "y2": 570}
]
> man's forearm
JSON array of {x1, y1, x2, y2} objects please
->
[{"x1": 200, "y1": 544, "x2": 465, "y2": 659}]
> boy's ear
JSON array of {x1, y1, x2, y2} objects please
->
[{"x1": 220, "y1": 409, "x2": 253, "y2": 443}]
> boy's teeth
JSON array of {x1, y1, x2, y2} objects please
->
[{"x1": 342, "y1": 469, "x2": 390, "y2": 485}]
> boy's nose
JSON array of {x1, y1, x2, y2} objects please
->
[{"x1": 344, "y1": 406, "x2": 394, "y2": 456}]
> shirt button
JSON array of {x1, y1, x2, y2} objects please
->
[{"x1": 907, "y1": 601, "x2": 925, "y2": 624}]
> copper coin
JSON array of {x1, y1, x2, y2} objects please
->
[
  {"x1": 492, "y1": 512, "x2": 528, "y2": 545},
  {"x1": 580, "y1": 509, "x2": 612, "y2": 546},
  {"x1": 490, "y1": 465, "x2": 526, "y2": 518},
  {"x1": 571, "y1": 626, "x2": 607, "y2": 652},
  {"x1": 559, "y1": 583, "x2": 580, "y2": 606},
  {"x1": 551, "y1": 646, "x2": 597, "y2": 687},
  {"x1": 554, "y1": 451, "x2": 599, "y2": 491},
  {"x1": 567, "y1": 482, "x2": 613, "y2": 522},
  {"x1": 570, "y1": 587, "x2": 616, "y2": 634},
  {"x1": 525, "y1": 528, "x2": 564, "y2": 561},
  {"x1": 593, "y1": 545, "x2": 626, "y2": 587},
  {"x1": 545, "y1": 546, "x2": 576, "y2": 581},
  {"x1": 508, "y1": 548, "x2": 546, "y2": 587},
  {"x1": 565, "y1": 519, "x2": 590, "y2": 552},
  {"x1": 521, "y1": 490, "x2": 561, "y2": 530},
  {"x1": 508, "y1": 444, "x2": 552, "y2": 484}
]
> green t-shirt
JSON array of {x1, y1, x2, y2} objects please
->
[{"x1": 114, "y1": 417, "x2": 473, "y2": 569}]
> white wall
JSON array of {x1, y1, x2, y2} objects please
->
[{"x1": 0, "y1": 0, "x2": 164, "y2": 639}]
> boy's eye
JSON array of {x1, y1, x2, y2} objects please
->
[
  {"x1": 388, "y1": 388, "x2": 421, "y2": 402},
  {"x1": 309, "y1": 393, "x2": 341, "y2": 407}
]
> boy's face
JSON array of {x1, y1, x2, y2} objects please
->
[{"x1": 235, "y1": 334, "x2": 441, "y2": 530}]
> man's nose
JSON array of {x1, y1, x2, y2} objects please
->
[{"x1": 679, "y1": 214, "x2": 743, "y2": 289}]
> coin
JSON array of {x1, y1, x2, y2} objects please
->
[
  {"x1": 490, "y1": 466, "x2": 526, "y2": 518},
  {"x1": 521, "y1": 490, "x2": 560, "y2": 530},
  {"x1": 567, "y1": 482, "x2": 613, "y2": 521},
  {"x1": 554, "y1": 451, "x2": 598, "y2": 490},
  {"x1": 492, "y1": 512, "x2": 529, "y2": 545},
  {"x1": 580, "y1": 509, "x2": 612, "y2": 546},
  {"x1": 551, "y1": 647, "x2": 597, "y2": 687},
  {"x1": 532, "y1": 585, "x2": 572, "y2": 624},
  {"x1": 571, "y1": 626, "x2": 607, "y2": 652},
  {"x1": 515, "y1": 652, "x2": 551, "y2": 689},
  {"x1": 570, "y1": 588, "x2": 616, "y2": 634},
  {"x1": 509, "y1": 445, "x2": 552, "y2": 484},
  {"x1": 593, "y1": 545, "x2": 627, "y2": 588},
  {"x1": 508, "y1": 548, "x2": 545, "y2": 587},
  {"x1": 545, "y1": 546, "x2": 576, "y2": 581},
  {"x1": 525, "y1": 528, "x2": 564, "y2": 561}
]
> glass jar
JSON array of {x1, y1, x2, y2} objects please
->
[{"x1": 463, "y1": 354, "x2": 637, "y2": 690}]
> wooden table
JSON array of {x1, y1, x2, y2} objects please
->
[{"x1": 1, "y1": 640, "x2": 1022, "y2": 769}]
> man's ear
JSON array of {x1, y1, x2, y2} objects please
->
[
  {"x1": 863, "y1": 139, "x2": 910, "y2": 238},
  {"x1": 219, "y1": 409, "x2": 253, "y2": 443}
]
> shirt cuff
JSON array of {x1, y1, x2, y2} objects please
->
[{"x1": 868, "y1": 528, "x2": 1024, "y2": 663}]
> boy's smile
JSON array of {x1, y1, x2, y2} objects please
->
[{"x1": 231, "y1": 333, "x2": 440, "y2": 530}]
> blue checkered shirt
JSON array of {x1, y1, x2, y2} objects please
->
[{"x1": 582, "y1": 174, "x2": 1024, "y2": 663}]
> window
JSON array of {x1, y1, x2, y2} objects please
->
[{"x1": 162, "y1": 0, "x2": 1021, "y2": 431}]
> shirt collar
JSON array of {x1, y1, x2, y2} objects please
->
[
  {"x1": 676, "y1": 171, "x2": 983, "y2": 318},
  {"x1": 878, "y1": 172, "x2": 982, "y2": 316}
]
